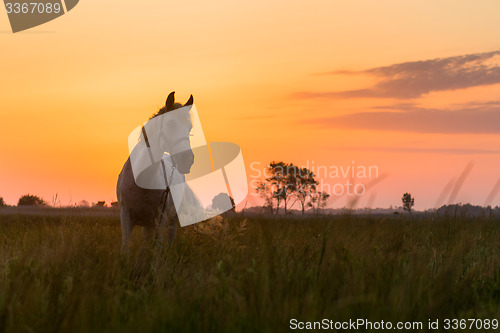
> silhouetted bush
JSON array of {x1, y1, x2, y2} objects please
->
[
  {"x1": 18, "y1": 194, "x2": 47, "y2": 206},
  {"x1": 0, "y1": 197, "x2": 6, "y2": 207},
  {"x1": 212, "y1": 193, "x2": 235, "y2": 211}
]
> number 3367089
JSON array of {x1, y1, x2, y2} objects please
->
[{"x1": 5, "y1": 2, "x2": 62, "y2": 14}]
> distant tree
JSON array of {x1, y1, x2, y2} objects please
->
[
  {"x1": 78, "y1": 200, "x2": 90, "y2": 207},
  {"x1": 292, "y1": 166, "x2": 319, "y2": 214},
  {"x1": 110, "y1": 201, "x2": 119, "y2": 208},
  {"x1": 402, "y1": 193, "x2": 415, "y2": 213},
  {"x1": 18, "y1": 194, "x2": 46, "y2": 206},
  {"x1": 266, "y1": 161, "x2": 297, "y2": 214},
  {"x1": 0, "y1": 197, "x2": 6, "y2": 207},
  {"x1": 94, "y1": 201, "x2": 106, "y2": 207},
  {"x1": 257, "y1": 162, "x2": 325, "y2": 214},
  {"x1": 266, "y1": 162, "x2": 286, "y2": 214},
  {"x1": 256, "y1": 180, "x2": 275, "y2": 214},
  {"x1": 308, "y1": 190, "x2": 330, "y2": 213}
]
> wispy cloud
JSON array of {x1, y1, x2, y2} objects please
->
[
  {"x1": 335, "y1": 146, "x2": 500, "y2": 155},
  {"x1": 234, "y1": 114, "x2": 279, "y2": 120},
  {"x1": 295, "y1": 51, "x2": 500, "y2": 99},
  {"x1": 304, "y1": 101, "x2": 500, "y2": 134}
]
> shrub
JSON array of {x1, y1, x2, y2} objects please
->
[{"x1": 18, "y1": 194, "x2": 47, "y2": 206}]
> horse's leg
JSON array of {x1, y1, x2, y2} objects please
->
[
  {"x1": 120, "y1": 208, "x2": 133, "y2": 253},
  {"x1": 159, "y1": 217, "x2": 177, "y2": 245},
  {"x1": 165, "y1": 215, "x2": 177, "y2": 245},
  {"x1": 159, "y1": 200, "x2": 177, "y2": 245},
  {"x1": 142, "y1": 226, "x2": 155, "y2": 244}
]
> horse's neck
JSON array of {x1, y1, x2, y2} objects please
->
[
  {"x1": 129, "y1": 142, "x2": 174, "y2": 183},
  {"x1": 131, "y1": 138, "x2": 170, "y2": 161}
]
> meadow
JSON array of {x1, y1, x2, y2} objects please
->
[{"x1": 0, "y1": 211, "x2": 499, "y2": 332}]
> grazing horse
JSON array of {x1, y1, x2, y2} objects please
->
[{"x1": 116, "y1": 92, "x2": 195, "y2": 251}]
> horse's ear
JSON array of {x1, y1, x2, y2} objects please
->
[
  {"x1": 165, "y1": 91, "x2": 175, "y2": 110},
  {"x1": 184, "y1": 95, "x2": 194, "y2": 108}
]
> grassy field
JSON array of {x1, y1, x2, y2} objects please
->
[{"x1": 0, "y1": 212, "x2": 499, "y2": 332}]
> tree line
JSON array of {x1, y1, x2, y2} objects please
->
[
  {"x1": 0, "y1": 194, "x2": 47, "y2": 207},
  {"x1": 0, "y1": 194, "x2": 118, "y2": 208}
]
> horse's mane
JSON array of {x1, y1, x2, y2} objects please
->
[
  {"x1": 148, "y1": 102, "x2": 192, "y2": 125},
  {"x1": 137, "y1": 103, "x2": 193, "y2": 144}
]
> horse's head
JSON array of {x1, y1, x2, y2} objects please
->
[{"x1": 152, "y1": 92, "x2": 195, "y2": 174}]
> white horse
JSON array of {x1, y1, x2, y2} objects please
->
[{"x1": 116, "y1": 92, "x2": 196, "y2": 251}]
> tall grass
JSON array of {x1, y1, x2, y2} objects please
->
[{"x1": 0, "y1": 213, "x2": 499, "y2": 332}]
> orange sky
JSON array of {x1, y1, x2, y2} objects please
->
[{"x1": 1, "y1": 0, "x2": 500, "y2": 210}]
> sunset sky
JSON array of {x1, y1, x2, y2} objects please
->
[{"x1": 1, "y1": 0, "x2": 500, "y2": 210}]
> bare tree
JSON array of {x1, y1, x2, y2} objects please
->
[
  {"x1": 292, "y1": 166, "x2": 318, "y2": 214},
  {"x1": 256, "y1": 180, "x2": 275, "y2": 214},
  {"x1": 266, "y1": 161, "x2": 298, "y2": 214},
  {"x1": 308, "y1": 190, "x2": 330, "y2": 213},
  {"x1": 258, "y1": 162, "x2": 326, "y2": 214}
]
